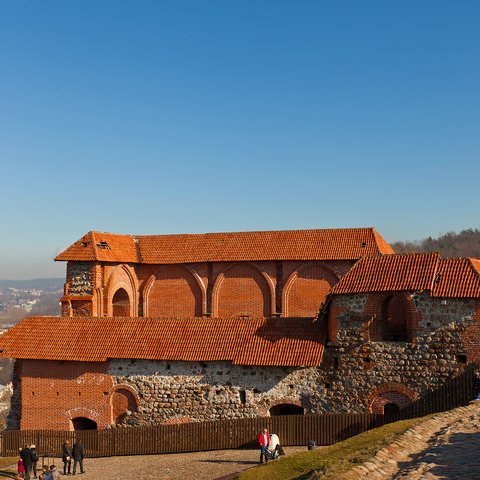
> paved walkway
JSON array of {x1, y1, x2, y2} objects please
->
[{"x1": 343, "y1": 402, "x2": 480, "y2": 480}]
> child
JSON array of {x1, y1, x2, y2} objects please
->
[{"x1": 17, "y1": 449, "x2": 25, "y2": 479}]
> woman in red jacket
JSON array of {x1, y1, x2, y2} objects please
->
[{"x1": 258, "y1": 428, "x2": 270, "y2": 464}]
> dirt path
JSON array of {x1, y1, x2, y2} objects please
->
[{"x1": 12, "y1": 446, "x2": 306, "y2": 480}]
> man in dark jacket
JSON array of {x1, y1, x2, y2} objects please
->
[
  {"x1": 20, "y1": 444, "x2": 34, "y2": 479},
  {"x1": 72, "y1": 439, "x2": 85, "y2": 475},
  {"x1": 62, "y1": 440, "x2": 72, "y2": 475}
]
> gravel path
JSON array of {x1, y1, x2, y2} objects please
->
[{"x1": 20, "y1": 446, "x2": 306, "y2": 480}]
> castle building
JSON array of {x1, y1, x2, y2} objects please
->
[{"x1": 0, "y1": 228, "x2": 479, "y2": 431}]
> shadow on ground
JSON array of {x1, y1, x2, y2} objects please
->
[{"x1": 396, "y1": 431, "x2": 480, "y2": 478}]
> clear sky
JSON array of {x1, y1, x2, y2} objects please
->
[{"x1": 1, "y1": 1, "x2": 479, "y2": 279}]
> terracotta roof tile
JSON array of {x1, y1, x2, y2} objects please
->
[
  {"x1": 432, "y1": 258, "x2": 480, "y2": 298},
  {"x1": 331, "y1": 253, "x2": 440, "y2": 294},
  {"x1": 0, "y1": 317, "x2": 325, "y2": 367},
  {"x1": 331, "y1": 254, "x2": 480, "y2": 298},
  {"x1": 55, "y1": 228, "x2": 394, "y2": 264}
]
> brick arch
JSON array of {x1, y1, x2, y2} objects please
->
[
  {"x1": 110, "y1": 384, "x2": 140, "y2": 424},
  {"x1": 65, "y1": 407, "x2": 102, "y2": 431},
  {"x1": 143, "y1": 264, "x2": 204, "y2": 318},
  {"x1": 367, "y1": 383, "x2": 417, "y2": 414},
  {"x1": 283, "y1": 262, "x2": 339, "y2": 317},
  {"x1": 364, "y1": 292, "x2": 420, "y2": 342},
  {"x1": 212, "y1": 262, "x2": 273, "y2": 318},
  {"x1": 106, "y1": 265, "x2": 138, "y2": 316}
]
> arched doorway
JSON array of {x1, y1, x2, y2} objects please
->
[
  {"x1": 269, "y1": 404, "x2": 304, "y2": 416},
  {"x1": 72, "y1": 417, "x2": 97, "y2": 430},
  {"x1": 111, "y1": 388, "x2": 138, "y2": 424},
  {"x1": 370, "y1": 295, "x2": 410, "y2": 342},
  {"x1": 383, "y1": 403, "x2": 400, "y2": 415},
  {"x1": 112, "y1": 288, "x2": 130, "y2": 317}
]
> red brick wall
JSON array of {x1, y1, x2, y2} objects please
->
[
  {"x1": 77, "y1": 260, "x2": 349, "y2": 319},
  {"x1": 19, "y1": 360, "x2": 113, "y2": 430},
  {"x1": 146, "y1": 265, "x2": 203, "y2": 317},
  {"x1": 284, "y1": 263, "x2": 338, "y2": 317},
  {"x1": 213, "y1": 263, "x2": 272, "y2": 318}
]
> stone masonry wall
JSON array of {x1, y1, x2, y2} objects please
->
[
  {"x1": 67, "y1": 262, "x2": 93, "y2": 296},
  {"x1": 102, "y1": 293, "x2": 478, "y2": 425},
  {"x1": 320, "y1": 292, "x2": 476, "y2": 413},
  {"x1": 109, "y1": 360, "x2": 320, "y2": 425}
]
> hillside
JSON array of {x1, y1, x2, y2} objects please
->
[{"x1": 392, "y1": 228, "x2": 480, "y2": 258}]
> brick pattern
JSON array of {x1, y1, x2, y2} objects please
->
[
  {"x1": 146, "y1": 265, "x2": 203, "y2": 317},
  {"x1": 18, "y1": 360, "x2": 113, "y2": 430},
  {"x1": 284, "y1": 263, "x2": 338, "y2": 317},
  {"x1": 214, "y1": 263, "x2": 271, "y2": 318}
]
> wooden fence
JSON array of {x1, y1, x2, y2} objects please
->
[{"x1": 0, "y1": 364, "x2": 476, "y2": 458}]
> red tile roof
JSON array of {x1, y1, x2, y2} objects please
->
[
  {"x1": 55, "y1": 228, "x2": 395, "y2": 264},
  {"x1": 432, "y1": 258, "x2": 480, "y2": 298},
  {"x1": 0, "y1": 317, "x2": 325, "y2": 366},
  {"x1": 331, "y1": 253, "x2": 480, "y2": 298}
]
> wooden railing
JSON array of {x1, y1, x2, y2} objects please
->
[{"x1": 0, "y1": 364, "x2": 476, "y2": 458}]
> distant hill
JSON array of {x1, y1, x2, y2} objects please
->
[
  {"x1": 0, "y1": 278, "x2": 63, "y2": 290},
  {"x1": 392, "y1": 229, "x2": 480, "y2": 258}
]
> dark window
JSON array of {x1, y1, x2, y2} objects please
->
[
  {"x1": 72, "y1": 417, "x2": 97, "y2": 430},
  {"x1": 269, "y1": 404, "x2": 304, "y2": 416},
  {"x1": 383, "y1": 403, "x2": 400, "y2": 416}
]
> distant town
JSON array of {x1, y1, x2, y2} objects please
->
[{"x1": 0, "y1": 278, "x2": 63, "y2": 326}]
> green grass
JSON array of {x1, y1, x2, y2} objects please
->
[{"x1": 238, "y1": 416, "x2": 429, "y2": 480}]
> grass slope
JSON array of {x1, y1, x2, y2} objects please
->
[{"x1": 238, "y1": 416, "x2": 427, "y2": 480}]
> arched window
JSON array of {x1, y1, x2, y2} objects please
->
[
  {"x1": 269, "y1": 404, "x2": 304, "y2": 416},
  {"x1": 72, "y1": 417, "x2": 97, "y2": 430},
  {"x1": 112, "y1": 288, "x2": 130, "y2": 317},
  {"x1": 370, "y1": 295, "x2": 410, "y2": 342},
  {"x1": 111, "y1": 388, "x2": 138, "y2": 424}
]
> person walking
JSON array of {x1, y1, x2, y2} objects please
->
[
  {"x1": 30, "y1": 444, "x2": 38, "y2": 479},
  {"x1": 61, "y1": 440, "x2": 72, "y2": 475},
  {"x1": 72, "y1": 439, "x2": 85, "y2": 475},
  {"x1": 20, "y1": 444, "x2": 34, "y2": 479},
  {"x1": 258, "y1": 428, "x2": 270, "y2": 464}
]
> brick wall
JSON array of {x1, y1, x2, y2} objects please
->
[
  {"x1": 18, "y1": 360, "x2": 113, "y2": 430},
  {"x1": 66, "y1": 260, "x2": 347, "y2": 319}
]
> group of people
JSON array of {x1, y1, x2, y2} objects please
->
[
  {"x1": 17, "y1": 444, "x2": 60, "y2": 479},
  {"x1": 16, "y1": 440, "x2": 85, "y2": 479},
  {"x1": 62, "y1": 440, "x2": 85, "y2": 476}
]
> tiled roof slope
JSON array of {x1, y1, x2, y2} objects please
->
[
  {"x1": 0, "y1": 317, "x2": 325, "y2": 366},
  {"x1": 55, "y1": 228, "x2": 395, "y2": 264},
  {"x1": 331, "y1": 253, "x2": 480, "y2": 298},
  {"x1": 433, "y1": 258, "x2": 480, "y2": 297}
]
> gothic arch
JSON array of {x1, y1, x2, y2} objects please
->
[
  {"x1": 106, "y1": 265, "x2": 138, "y2": 316},
  {"x1": 109, "y1": 384, "x2": 140, "y2": 424},
  {"x1": 143, "y1": 264, "x2": 205, "y2": 317},
  {"x1": 365, "y1": 292, "x2": 420, "y2": 342},
  {"x1": 283, "y1": 262, "x2": 339, "y2": 317},
  {"x1": 212, "y1": 262, "x2": 274, "y2": 318}
]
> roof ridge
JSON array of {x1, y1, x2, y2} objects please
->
[{"x1": 429, "y1": 254, "x2": 442, "y2": 293}]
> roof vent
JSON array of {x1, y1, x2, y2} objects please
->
[
  {"x1": 80, "y1": 242, "x2": 89, "y2": 247},
  {"x1": 361, "y1": 242, "x2": 367, "y2": 248},
  {"x1": 96, "y1": 241, "x2": 110, "y2": 250}
]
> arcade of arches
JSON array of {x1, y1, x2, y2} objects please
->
[{"x1": 101, "y1": 261, "x2": 340, "y2": 319}]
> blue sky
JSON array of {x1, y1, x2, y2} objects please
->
[{"x1": 1, "y1": 1, "x2": 479, "y2": 279}]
